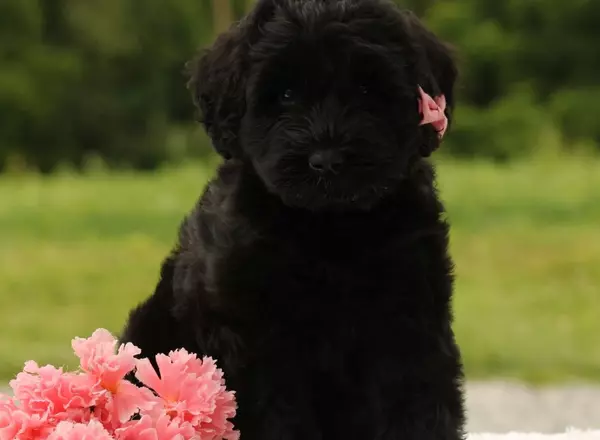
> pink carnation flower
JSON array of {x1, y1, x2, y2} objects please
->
[
  {"x1": 72, "y1": 329, "x2": 157, "y2": 426},
  {"x1": 116, "y1": 414, "x2": 196, "y2": 440},
  {"x1": 135, "y1": 350, "x2": 238, "y2": 440},
  {"x1": 0, "y1": 398, "x2": 54, "y2": 440},
  {"x1": 1, "y1": 328, "x2": 238, "y2": 440},
  {"x1": 10, "y1": 361, "x2": 98, "y2": 424},
  {"x1": 72, "y1": 329, "x2": 138, "y2": 393},
  {"x1": 47, "y1": 420, "x2": 113, "y2": 440}
]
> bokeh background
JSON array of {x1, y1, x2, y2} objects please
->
[{"x1": 1, "y1": 0, "x2": 599, "y2": 387}]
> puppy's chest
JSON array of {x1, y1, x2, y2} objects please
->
[
  {"x1": 234, "y1": 238, "x2": 431, "y2": 336},
  {"x1": 216, "y1": 232, "x2": 449, "y2": 376},
  {"x1": 253, "y1": 252, "x2": 432, "y2": 374}
]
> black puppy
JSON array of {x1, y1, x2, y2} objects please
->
[{"x1": 120, "y1": 1, "x2": 465, "y2": 439}]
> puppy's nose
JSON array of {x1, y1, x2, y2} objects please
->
[{"x1": 308, "y1": 150, "x2": 344, "y2": 174}]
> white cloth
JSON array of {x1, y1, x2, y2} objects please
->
[{"x1": 468, "y1": 430, "x2": 600, "y2": 440}]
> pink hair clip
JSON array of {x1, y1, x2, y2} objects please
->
[{"x1": 418, "y1": 86, "x2": 448, "y2": 139}]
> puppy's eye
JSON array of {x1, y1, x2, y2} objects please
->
[{"x1": 280, "y1": 88, "x2": 296, "y2": 105}]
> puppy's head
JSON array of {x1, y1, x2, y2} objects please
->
[{"x1": 189, "y1": 0, "x2": 457, "y2": 211}]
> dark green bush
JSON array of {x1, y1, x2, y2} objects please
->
[
  {"x1": 446, "y1": 87, "x2": 546, "y2": 161},
  {"x1": 550, "y1": 88, "x2": 600, "y2": 147},
  {"x1": 0, "y1": 0, "x2": 212, "y2": 172}
]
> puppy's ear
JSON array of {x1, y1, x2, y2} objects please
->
[
  {"x1": 186, "y1": 22, "x2": 248, "y2": 159},
  {"x1": 403, "y1": 11, "x2": 458, "y2": 156},
  {"x1": 404, "y1": 11, "x2": 458, "y2": 113},
  {"x1": 187, "y1": 0, "x2": 279, "y2": 159}
]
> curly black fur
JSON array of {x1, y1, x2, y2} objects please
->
[{"x1": 120, "y1": 1, "x2": 465, "y2": 439}]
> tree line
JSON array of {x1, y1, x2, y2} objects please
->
[{"x1": 1, "y1": 0, "x2": 598, "y2": 172}]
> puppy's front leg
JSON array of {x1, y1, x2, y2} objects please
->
[
  {"x1": 120, "y1": 255, "x2": 192, "y2": 362},
  {"x1": 232, "y1": 367, "x2": 323, "y2": 440},
  {"x1": 370, "y1": 353, "x2": 465, "y2": 440},
  {"x1": 381, "y1": 405, "x2": 465, "y2": 440},
  {"x1": 376, "y1": 383, "x2": 465, "y2": 440}
]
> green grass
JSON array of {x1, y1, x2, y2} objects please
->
[{"x1": 1, "y1": 156, "x2": 599, "y2": 384}]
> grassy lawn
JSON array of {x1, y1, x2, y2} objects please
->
[{"x1": 1, "y1": 156, "x2": 599, "y2": 384}]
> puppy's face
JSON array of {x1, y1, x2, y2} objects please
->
[
  {"x1": 190, "y1": 0, "x2": 457, "y2": 211},
  {"x1": 241, "y1": 33, "x2": 420, "y2": 211}
]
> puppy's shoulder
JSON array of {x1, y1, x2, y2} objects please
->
[{"x1": 177, "y1": 160, "x2": 257, "y2": 257}]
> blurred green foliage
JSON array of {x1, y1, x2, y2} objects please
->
[
  {"x1": 414, "y1": 0, "x2": 600, "y2": 160},
  {"x1": 0, "y1": 0, "x2": 214, "y2": 172},
  {"x1": 1, "y1": 0, "x2": 599, "y2": 172}
]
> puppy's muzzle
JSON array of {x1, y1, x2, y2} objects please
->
[{"x1": 308, "y1": 150, "x2": 344, "y2": 174}]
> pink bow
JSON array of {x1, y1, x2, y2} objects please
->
[{"x1": 418, "y1": 86, "x2": 448, "y2": 139}]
